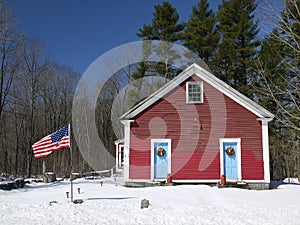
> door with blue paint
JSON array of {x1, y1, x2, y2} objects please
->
[
  {"x1": 223, "y1": 142, "x2": 238, "y2": 179},
  {"x1": 154, "y1": 141, "x2": 169, "y2": 179}
]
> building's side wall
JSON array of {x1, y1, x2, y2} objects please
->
[{"x1": 129, "y1": 75, "x2": 264, "y2": 181}]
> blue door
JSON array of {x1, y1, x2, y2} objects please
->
[
  {"x1": 223, "y1": 142, "x2": 238, "y2": 179},
  {"x1": 154, "y1": 141, "x2": 169, "y2": 179}
]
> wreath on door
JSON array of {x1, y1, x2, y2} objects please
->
[
  {"x1": 157, "y1": 147, "x2": 166, "y2": 157},
  {"x1": 225, "y1": 146, "x2": 235, "y2": 156}
]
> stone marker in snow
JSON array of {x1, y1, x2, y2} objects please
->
[
  {"x1": 140, "y1": 199, "x2": 150, "y2": 209},
  {"x1": 73, "y1": 199, "x2": 84, "y2": 204}
]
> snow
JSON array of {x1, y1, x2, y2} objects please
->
[
  {"x1": 0, "y1": 177, "x2": 300, "y2": 225},
  {"x1": 283, "y1": 177, "x2": 299, "y2": 184}
]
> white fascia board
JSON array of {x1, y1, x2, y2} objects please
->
[
  {"x1": 120, "y1": 63, "x2": 274, "y2": 120},
  {"x1": 119, "y1": 65, "x2": 195, "y2": 119},
  {"x1": 191, "y1": 64, "x2": 275, "y2": 119}
]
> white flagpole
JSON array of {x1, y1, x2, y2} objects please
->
[{"x1": 69, "y1": 123, "x2": 74, "y2": 203}]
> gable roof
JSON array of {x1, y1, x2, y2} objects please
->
[{"x1": 120, "y1": 63, "x2": 274, "y2": 120}]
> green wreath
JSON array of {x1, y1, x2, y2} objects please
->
[
  {"x1": 157, "y1": 147, "x2": 166, "y2": 157},
  {"x1": 225, "y1": 146, "x2": 235, "y2": 156}
]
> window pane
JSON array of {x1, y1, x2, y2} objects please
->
[{"x1": 188, "y1": 82, "x2": 202, "y2": 103}]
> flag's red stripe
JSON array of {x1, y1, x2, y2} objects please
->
[
  {"x1": 32, "y1": 130, "x2": 70, "y2": 158},
  {"x1": 32, "y1": 136, "x2": 51, "y2": 147},
  {"x1": 32, "y1": 137, "x2": 69, "y2": 150},
  {"x1": 34, "y1": 151, "x2": 52, "y2": 158},
  {"x1": 32, "y1": 137, "x2": 68, "y2": 151},
  {"x1": 32, "y1": 141, "x2": 54, "y2": 151},
  {"x1": 33, "y1": 140, "x2": 69, "y2": 154}
]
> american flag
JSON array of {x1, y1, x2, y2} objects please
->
[{"x1": 32, "y1": 125, "x2": 70, "y2": 158}]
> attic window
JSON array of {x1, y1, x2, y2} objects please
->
[{"x1": 186, "y1": 82, "x2": 203, "y2": 103}]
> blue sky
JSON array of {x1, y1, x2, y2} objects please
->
[{"x1": 9, "y1": 0, "x2": 223, "y2": 74}]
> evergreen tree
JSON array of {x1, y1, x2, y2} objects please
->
[
  {"x1": 136, "y1": 1, "x2": 185, "y2": 79},
  {"x1": 255, "y1": 29, "x2": 288, "y2": 118},
  {"x1": 213, "y1": 0, "x2": 259, "y2": 96},
  {"x1": 137, "y1": 1, "x2": 184, "y2": 42},
  {"x1": 277, "y1": 0, "x2": 300, "y2": 181},
  {"x1": 182, "y1": 0, "x2": 220, "y2": 65},
  {"x1": 254, "y1": 1, "x2": 300, "y2": 179},
  {"x1": 283, "y1": 0, "x2": 300, "y2": 43},
  {"x1": 255, "y1": 28, "x2": 299, "y2": 180}
]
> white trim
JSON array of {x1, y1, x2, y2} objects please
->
[
  {"x1": 125, "y1": 179, "x2": 152, "y2": 183},
  {"x1": 173, "y1": 179, "x2": 220, "y2": 183},
  {"x1": 120, "y1": 63, "x2": 274, "y2": 120},
  {"x1": 116, "y1": 144, "x2": 124, "y2": 173},
  {"x1": 120, "y1": 120, "x2": 134, "y2": 182},
  {"x1": 114, "y1": 139, "x2": 124, "y2": 145},
  {"x1": 161, "y1": 179, "x2": 268, "y2": 183},
  {"x1": 150, "y1": 139, "x2": 171, "y2": 181},
  {"x1": 242, "y1": 180, "x2": 268, "y2": 183},
  {"x1": 220, "y1": 138, "x2": 242, "y2": 181},
  {"x1": 186, "y1": 81, "x2": 204, "y2": 104},
  {"x1": 124, "y1": 179, "x2": 268, "y2": 184},
  {"x1": 259, "y1": 118, "x2": 272, "y2": 183},
  {"x1": 197, "y1": 66, "x2": 273, "y2": 118},
  {"x1": 114, "y1": 139, "x2": 124, "y2": 173}
]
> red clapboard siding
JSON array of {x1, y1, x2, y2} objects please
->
[
  {"x1": 242, "y1": 150, "x2": 264, "y2": 180},
  {"x1": 224, "y1": 95, "x2": 264, "y2": 179},
  {"x1": 129, "y1": 150, "x2": 151, "y2": 179},
  {"x1": 129, "y1": 74, "x2": 264, "y2": 180},
  {"x1": 172, "y1": 152, "x2": 220, "y2": 180}
]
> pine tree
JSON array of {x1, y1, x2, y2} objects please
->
[
  {"x1": 255, "y1": 29, "x2": 288, "y2": 114},
  {"x1": 275, "y1": 0, "x2": 300, "y2": 130},
  {"x1": 136, "y1": 1, "x2": 185, "y2": 79},
  {"x1": 283, "y1": 0, "x2": 300, "y2": 42},
  {"x1": 213, "y1": 0, "x2": 259, "y2": 96},
  {"x1": 182, "y1": 0, "x2": 220, "y2": 65},
  {"x1": 254, "y1": 1, "x2": 300, "y2": 179},
  {"x1": 255, "y1": 29, "x2": 291, "y2": 180},
  {"x1": 137, "y1": 1, "x2": 184, "y2": 42}
]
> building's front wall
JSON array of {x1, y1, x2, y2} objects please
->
[{"x1": 128, "y1": 75, "x2": 264, "y2": 181}]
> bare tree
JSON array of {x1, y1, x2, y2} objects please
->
[
  {"x1": 255, "y1": 0, "x2": 300, "y2": 180},
  {"x1": 256, "y1": 0, "x2": 300, "y2": 131},
  {"x1": 19, "y1": 38, "x2": 47, "y2": 177},
  {"x1": 0, "y1": 0, "x2": 22, "y2": 173}
]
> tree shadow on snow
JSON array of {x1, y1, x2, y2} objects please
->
[
  {"x1": 25, "y1": 181, "x2": 69, "y2": 189},
  {"x1": 86, "y1": 197, "x2": 137, "y2": 201},
  {"x1": 270, "y1": 180, "x2": 300, "y2": 189}
]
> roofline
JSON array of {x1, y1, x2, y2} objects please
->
[{"x1": 119, "y1": 63, "x2": 274, "y2": 120}]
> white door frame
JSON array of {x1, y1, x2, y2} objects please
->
[
  {"x1": 219, "y1": 138, "x2": 242, "y2": 181},
  {"x1": 151, "y1": 139, "x2": 171, "y2": 181}
]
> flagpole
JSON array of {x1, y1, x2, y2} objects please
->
[
  {"x1": 69, "y1": 123, "x2": 74, "y2": 203},
  {"x1": 42, "y1": 159, "x2": 46, "y2": 174}
]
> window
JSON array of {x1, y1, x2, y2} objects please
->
[{"x1": 186, "y1": 82, "x2": 203, "y2": 103}]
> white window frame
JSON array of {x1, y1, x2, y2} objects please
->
[{"x1": 186, "y1": 81, "x2": 203, "y2": 104}]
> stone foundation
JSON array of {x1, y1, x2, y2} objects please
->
[{"x1": 248, "y1": 183, "x2": 269, "y2": 190}]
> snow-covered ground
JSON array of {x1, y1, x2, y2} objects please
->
[{"x1": 0, "y1": 177, "x2": 299, "y2": 225}]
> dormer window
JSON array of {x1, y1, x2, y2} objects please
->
[{"x1": 186, "y1": 81, "x2": 203, "y2": 103}]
